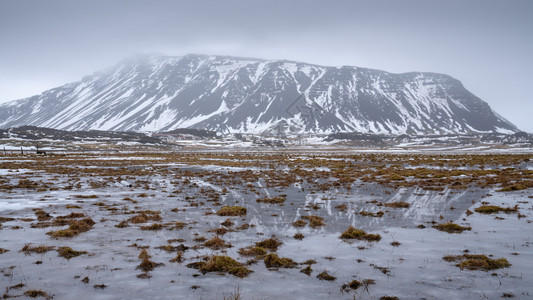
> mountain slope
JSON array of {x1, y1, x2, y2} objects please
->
[{"x1": 0, "y1": 54, "x2": 518, "y2": 134}]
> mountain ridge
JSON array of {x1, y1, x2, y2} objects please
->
[{"x1": 0, "y1": 53, "x2": 518, "y2": 135}]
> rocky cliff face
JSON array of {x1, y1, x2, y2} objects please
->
[{"x1": 0, "y1": 54, "x2": 518, "y2": 134}]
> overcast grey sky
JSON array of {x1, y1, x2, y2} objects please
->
[{"x1": 1, "y1": 0, "x2": 532, "y2": 131}]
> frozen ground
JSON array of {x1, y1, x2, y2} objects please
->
[{"x1": 0, "y1": 152, "x2": 532, "y2": 299}]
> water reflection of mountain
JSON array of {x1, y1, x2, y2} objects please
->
[
  {"x1": 232, "y1": 183, "x2": 487, "y2": 236},
  {"x1": 163, "y1": 168, "x2": 486, "y2": 237}
]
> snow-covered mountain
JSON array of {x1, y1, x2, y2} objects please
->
[{"x1": 0, "y1": 54, "x2": 518, "y2": 134}]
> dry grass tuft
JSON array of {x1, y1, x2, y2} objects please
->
[
  {"x1": 73, "y1": 194, "x2": 99, "y2": 199},
  {"x1": 220, "y1": 218, "x2": 234, "y2": 227},
  {"x1": 334, "y1": 204, "x2": 347, "y2": 212},
  {"x1": 339, "y1": 226, "x2": 381, "y2": 241},
  {"x1": 156, "y1": 244, "x2": 189, "y2": 253},
  {"x1": 255, "y1": 237, "x2": 282, "y2": 251},
  {"x1": 292, "y1": 219, "x2": 307, "y2": 227},
  {"x1": 360, "y1": 211, "x2": 384, "y2": 217},
  {"x1": 46, "y1": 218, "x2": 95, "y2": 238},
  {"x1": 498, "y1": 183, "x2": 528, "y2": 192},
  {"x1": 238, "y1": 246, "x2": 267, "y2": 257},
  {"x1": 208, "y1": 227, "x2": 231, "y2": 236},
  {"x1": 204, "y1": 236, "x2": 232, "y2": 250},
  {"x1": 384, "y1": 201, "x2": 410, "y2": 208},
  {"x1": 433, "y1": 222, "x2": 471, "y2": 233},
  {"x1": 300, "y1": 265, "x2": 312, "y2": 275},
  {"x1": 263, "y1": 253, "x2": 297, "y2": 268},
  {"x1": 20, "y1": 244, "x2": 54, "y2": 255},
  {"x1": 216, "y1": 206, "x2": 247, "y2": 216},
  {"x1": 198, "y1": 255, "x2": 252, "y2": 278},
  {"x1": 293, "y1": 233, "x2": 305, "y2": 240},
  {"x1": 33, "y1": 209, "x2": 52, "y2": 221},
  {"x1": 23, "y1": 289, "x2": 50, "y2": 298},
  {"x1": 256, "y1": 195, "x2": 286, "y2": 204},
  {"x1": 128, "y1": 212, "x2": 161, "y2": 223},
  {"x1": 342, "y1": 280, "x2": 361, "y2": 290},
  {"x1": 316, "y1": 270, "x2": 336, "y2": 281},
  {"x1": 169, "y1": 251, "x2": 184, "y2": 263},
  {"x1": 443, "y1": 254, "x2": 511, "y2": 271},
  {"x1": 115, "y1": 220, "x2": 129, "y2": 228},
  {"x1": 301, "y1": 215, "x2": 325, "y2": 228},
  {"x1": 140, "y1": 223, "x2": 164, "y2": 231},
  {"x1": 474, "y1": 205, "x2": 518, "y2": 214},
  {"x1": 57, "y1": 246, "x2": 87, "y2": 259},
  {"x1": 137, "y1": 249, "x2": 163, "y2": 272}
]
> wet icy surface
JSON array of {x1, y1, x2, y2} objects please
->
[{"x1": 0, "y1": 153, "x2": 532, "y2": 299}]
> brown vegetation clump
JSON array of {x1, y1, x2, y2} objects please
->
[
  {"x1": 235, "y1": 223, "x2": 250, "y2": 230},
  {"x1": 340, "y1": 226, "x2": 381, "y2": 241},
  {"x1": 46, "y1": 218, "x2": 95, "y2": 238},
  {"x1": 57, "y1": 246, "x2": 87, "y2": 259},
  {"x1": 138, "y1": 249, "x2": 151, "y2": 260},
  {"x1": 301, "y1": 215, "x2": 325, "y2": 228},
  {"x1": 137, "y1": 258, "x2": 159, "y2": 272},
  {"x1": 93, "y1": 284, "x2": 107, "y2": 289},
  {"x1": 65, "y1": 204, "x2": 82, "y2": 209},
  {"x1": 263, "y1": 253, "x2": 297, "y2": 268},
  {"x1": 474, "y1": 205, "x2": 518, "y2": 214},
  {"x1": 334, "y1": 204, "x2": 347, "y2": 212},
  {"x1": 156, "y1": 244, "x2": 189, "y2": 253},
  {"x1": 384, "y1": 201, "x2": 410, "y2": 208},
  {"x1": 316, "y1": 270, "x2": 336, "y2": 281},
  {"x1": 169, "y1": 252, "x2": 184, "y2": 263},
  {"x1": 292, "y1": 219, "x2": 307, "y2": 227},
  {"x1": 198, "y1": 255, "x2": 252, "y2": 278},
  {"x1": 208, "y1": 227, "x2": 231, "y2": 236},
  {"x1": 203, "y1": 236, "x2": 232, "y2": 250},
  {"x1": 220, "y1": 218, "x2": 234, "y2": 227},
  {"x1": 128, "y1": 212, "x2": 162, "y2": 223},
  {"x1": 9, "y1": 283, "x2": 25, "y2": 290},
  {"x1": 0, "y1": 248, "x2": 9, "y2": 254},
  {"x1": 140, "y1": 223, "x2": 164, "y2": 231},
  {"x1": 498, "y1": 183, "x2": 528, "y2": 192},
  {"x1": 172, "y1": 221, "x2": 187, "y2": 230},
  {"x1": 391, "y1": 241, "x2": 401, "y2": 247},
  {"x1": 34, "y1": 209, "x2": 52, "y2": 221},
  {"x1": 193, "y1": 236, "x2": 207, "y2": 243},
  {"x1": 23, "y1": 289, "x2": 50, "y2": 298},
  {"x1": 56, "y1": 212, "x2": 85, "y2": 219},
  {"x1": 137, "y1": 249, "x2": 163, "y2": 272},
  {"x1": 73, "y1": 194, "x2": 99, "y2": 199},
  {"x1": 216, "y1": 206, "x2": 247, "y2": 216},
  {"x1": 115, "y1": 220, "x2": 129, "y2": 228},
  {"x1": 53, "y1": 212, "x2": 86, "y2": 226},
  {"x1": 342, "y1": 280, "x2": 362, "y2": 290},
  {"x1": 300, "y1": 265, "x2": 312, "y2": 275},
  {"x1": 20, "y1": 244, "x2": 55, "y2": 255},
  {"x1": 0, "y1": 216, "x2": 16, "y2": 223},
  {"x1": 293, "y1": 233, "x2": 305, "y2": 240},
  {"x1": 388, "y1": 173, "x2": 405, "y2": 181},
  {"x1": 255, "y1": 237, "x2": 282, "y2": 251},
  {"x1": 238, "y1": 246, "x2": 267, "y2": 257},
  {"x1": 360, "y1": 211, "x2": 384, "y2": 217},
  {"x1": 256, "y1": 195, "x2": 286, "y2": 204},
  {"x1": 443, "y1": 254, "x2": 511, "y2": 271},
  {"x1": 433, "y1": 222, "x2": 472, "y2": 233},
  {"x1": 16, "y1": 179, "x2": 48, "y2": 190}
]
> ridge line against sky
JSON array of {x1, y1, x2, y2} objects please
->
[{"x1": 1, "y1": 0, "x2": 532, "y2": 131}]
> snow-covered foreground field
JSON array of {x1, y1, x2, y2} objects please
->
[{"x1": 0, "y1": 152, "x2": 532, "y2": 299}]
